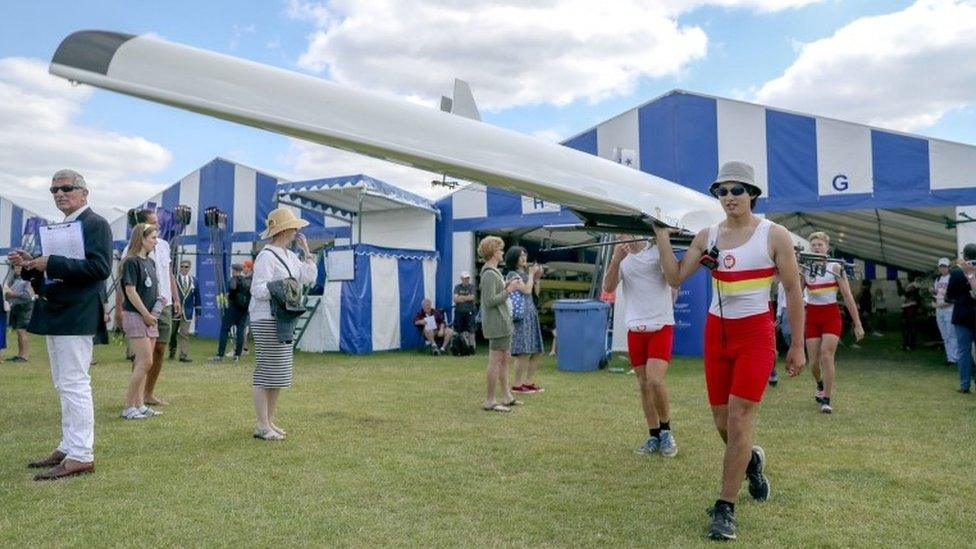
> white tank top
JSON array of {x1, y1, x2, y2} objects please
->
[
  {"x1": 804, "y1": 264, "x2": 840, "y2": 305},
  {"x1": 619, "y1": 245, "x2": 674, "y2": 330},
  {"x1": 708, "y1": 219, "x2": 777, "y2": 319}
]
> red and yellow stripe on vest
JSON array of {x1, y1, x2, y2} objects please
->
[
  {"x1": 806, "y1": 280, "x2": 838, "y2": 296},
  {"x1": 712, "y1": 267, "x2": 777, "y2": 294}
]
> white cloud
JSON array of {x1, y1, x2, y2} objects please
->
[
  {"x1": 756, "y1": 0, "x2": 976, "y2": 132},
  {"x1": 280, "y1": 139, "x2": 453, "y2": 201},
  {"x1": 286, "y1": 0, "x2": 824, "y2": 111},
  {"x1": 289, "y1": 0, "x2": 710, "y2": 111},
  {"x1": 0, "y1": 57, "x2": 172, "y2": 219}
]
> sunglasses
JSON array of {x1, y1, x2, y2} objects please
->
[
  {"x1": 180, "y1": 265, "x2": 191, "y2": 269},
  {"x1": 49, "y1": 185, "x2": 80, "y2": 194},
  {"x1": 715, "y1": 186, "x2": 748, "y2": 197}
]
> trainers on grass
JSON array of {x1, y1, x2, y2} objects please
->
[
  {"x1": 659, "y1": 431, "x2": 678, "y2": 458},
  {"x1": 745, "y1": 445, "x2": 770, "y2": 501},
  {"x1": 139, "y1": 406, "x2": 163, "y2": 417},
  {"x1": 706, "y1": 505, "x2": 737, "y2": 540},
  {"x1": 121, "y1": 407, "x2": 147, "y2": 420},
  {"x1": 635, "y1": 436, "x2": 660, "y2": 455}
]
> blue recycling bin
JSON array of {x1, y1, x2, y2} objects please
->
[{"x1": 554, "y1": 299, "x2": 610, "y2": 372}]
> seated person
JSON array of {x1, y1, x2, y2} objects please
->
[{"x1": 414, "y1": 298, "x2": 454, "y2": 354}]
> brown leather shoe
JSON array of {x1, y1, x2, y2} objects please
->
[
  {"x1": 27, "y1": 450, "x2": 66, "y2": 469},
  {"x1": 33, "y1": 459, "x2": 94, "y2": 481}
]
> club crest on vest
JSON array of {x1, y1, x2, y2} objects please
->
[{"x1": 723, "y1": 254, "x2": 736, "y2": 269}]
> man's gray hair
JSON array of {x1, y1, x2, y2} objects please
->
[{"x1": 52, "y1": 169, "x2": 87, "y2": 189}]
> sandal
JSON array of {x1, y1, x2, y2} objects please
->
[
  {"x1": 503, "y1": 399, "x2": 523, "y2": 407},
  {"x1": 253, "y1": 427, "x2": 285, "y2": 441},
  {"x1": 482, "y1": 403, "x2": 511, "y2": 413},
  {"x1": 270, "y1": 425, "x2": 288, "y2": 437}
]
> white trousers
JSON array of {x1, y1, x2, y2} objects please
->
[
  {"x1": 936, "y1": 306, "x2": 957, "y2": 363},
  {"x1": 47, "y1": 335, "x2": 95, "y2": 463}
]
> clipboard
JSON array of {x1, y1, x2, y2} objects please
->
[
  {"x1": 38, "y1": 221, "x2": 86, "y2": 284},
  {"x1": 39, "y1": 221, "x2": 86, "y2": 260}
]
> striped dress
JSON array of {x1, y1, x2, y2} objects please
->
[
  {"x1": 249, "y1": 245, "x2": 318, "y2": 389},
  {"x1": 251, "y1": 319, "x2": 294, "y2": 388}
]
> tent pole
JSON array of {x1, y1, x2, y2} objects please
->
[{"x1": 357, "y1": 191, "x2": 363, "y2": 244}]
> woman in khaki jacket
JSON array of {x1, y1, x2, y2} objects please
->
[{"x1": 478, "y1": 236, "x2": 521, "y2": 412}]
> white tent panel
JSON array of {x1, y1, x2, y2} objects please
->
[
  {"x1": 931, "y1": 140, "x2": 976, "y2": 190},
  {"x1": 0, "y1": 199, "x2": 11, "y2": 248},
  {"x1": 596, "y1": 109, "x2": 640, "y2": 169},
  {"x1": 298, "y1": 283, "x2": 342, "y2": 352},
  {"x1": 717, "y1": 98, "x2": 768, "y2": 195},
  {"x1": 816, "y1": 118, "x2": 873, "y2": 196},
  {"x1": 233, "y1": 164, "x2": 257, "y2": 233},
  {"x1": 356, "y1": 209, "x2": 436, "y2": 251},
  {"x1": 451, "y1": 185, "x2": 487, "y2": 220},
  {"x1": 109, "y1": 213, "x2": 128, "y2": 242},
  {"x1": 178, "y1": 169, "x2": 200, "y2": 237},
  {"x1": 451, "y1": 231, "x2": 475, "y2": 290},
  {"x1": 370, "y1": 256, "x2": 400, "y2": 351},
  {"x1": 423, "y1": 257, "x2": 437, "y2": 303}
]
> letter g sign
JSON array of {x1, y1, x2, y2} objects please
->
[{"x1": 832, "y1": 174, "x2": 849, "y2": 192}]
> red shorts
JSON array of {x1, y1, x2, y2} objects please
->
[
  {"x1": 627, "y1": 325, "x2": 674, "y2": 367},
  {"x1": 805, "y1": 303, "x2": 842, "y2": 339},
  {"x1": 704, "y1": 313, "x2": 775, "y2": 405}
]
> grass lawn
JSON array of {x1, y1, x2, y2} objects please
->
[{"x1": 0, "y1": 331, "x2": 973, "y2": 547}]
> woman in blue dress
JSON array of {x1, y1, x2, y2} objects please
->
[{"x1": 505, "y1": 246, "x2": 545, "y2": 394}]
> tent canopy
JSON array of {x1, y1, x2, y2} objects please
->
[
  {"x1": 277, "y1": 174, "x2": 438, "y2": 219},
  {"x1": 772, "y1": 207, "x2": 955, "y2": 273}
]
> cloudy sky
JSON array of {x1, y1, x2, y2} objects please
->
[{"x1": 2, "y1": 0, "x2": 974, "y2": 219}]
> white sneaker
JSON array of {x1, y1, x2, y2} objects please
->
[
  {"x1": 121, "y1": 407, "x2": 148, "y2": 420},
  {"x1": 820, "y1": 402, "x2": 833, "y2": 414},
  {"x1": 139, "y1": 406, "x2": 163, "y2": 417}
]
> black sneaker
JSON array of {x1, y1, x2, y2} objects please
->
[
  {"x1": 706, "y1": 504, "x2": 737, "y2": 540},
  {"x1": 746, "y1": 445, "x2": 770, "y2": 501}
]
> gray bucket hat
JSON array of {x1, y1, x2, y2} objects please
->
[{"x1": 708, "y1": 161, "x2": 761, "y2": 198}]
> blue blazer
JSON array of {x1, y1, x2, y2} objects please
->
[
  {"x1": 23, "y1": 208, "x2": 112, "y2": 337},
  {"x1": 176, "y1": 274, "x2": 201, "y2": 321}
]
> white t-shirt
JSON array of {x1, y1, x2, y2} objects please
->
[
  {"x1": 618, "y1": 245, "x2": 674, "y2": 331},
  {"x1": 934, "y1": 273, "x2": 951, "y2": 307}
]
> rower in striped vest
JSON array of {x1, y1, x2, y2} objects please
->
[
  {"x1": 802, "y1": 231, "x2": 865, "y2": 414},
  {"x1": 655, "y1": 161, "x2": 806, "y2": 541}
]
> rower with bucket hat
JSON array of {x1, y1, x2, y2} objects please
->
[{"x1": 655, "y1": 161, "x2": 806, "y2": 540}]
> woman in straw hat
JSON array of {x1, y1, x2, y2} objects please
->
[{"x1": 249, "y1": 207, "x2": 318, "y2": 440}]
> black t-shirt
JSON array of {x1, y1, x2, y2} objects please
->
[
  {"x1": 453, "y1": 283, "x2": 476, "y2": 313},
  {"x1": 121, "y1": 255, "x2": 159, "y2": 313}
]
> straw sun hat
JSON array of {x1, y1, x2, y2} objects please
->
[{"x1": 261, "y1": 207, "x2": 309, "y2": 239}]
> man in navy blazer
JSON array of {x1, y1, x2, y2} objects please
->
[
  {"x1": 8, "y1": 169, "x2": 112, "y2": 481},
  {"x1": 169, "y1": 258, "x2": 201, "y2": 362}
]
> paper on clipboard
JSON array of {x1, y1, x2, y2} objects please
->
[{"x1": 39, "y1": 222, "x2": 86, "y2": 260}]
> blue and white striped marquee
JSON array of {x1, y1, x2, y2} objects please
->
[
  {"x1": 127, "y1": 157, "x2": 350, "y2": 338},
  {"x1": 0, "y1": 195, "x2": 50, "y2": 255},
  {"x1": 560, "y1": 89, "x2": 973, "y2": 272}
]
